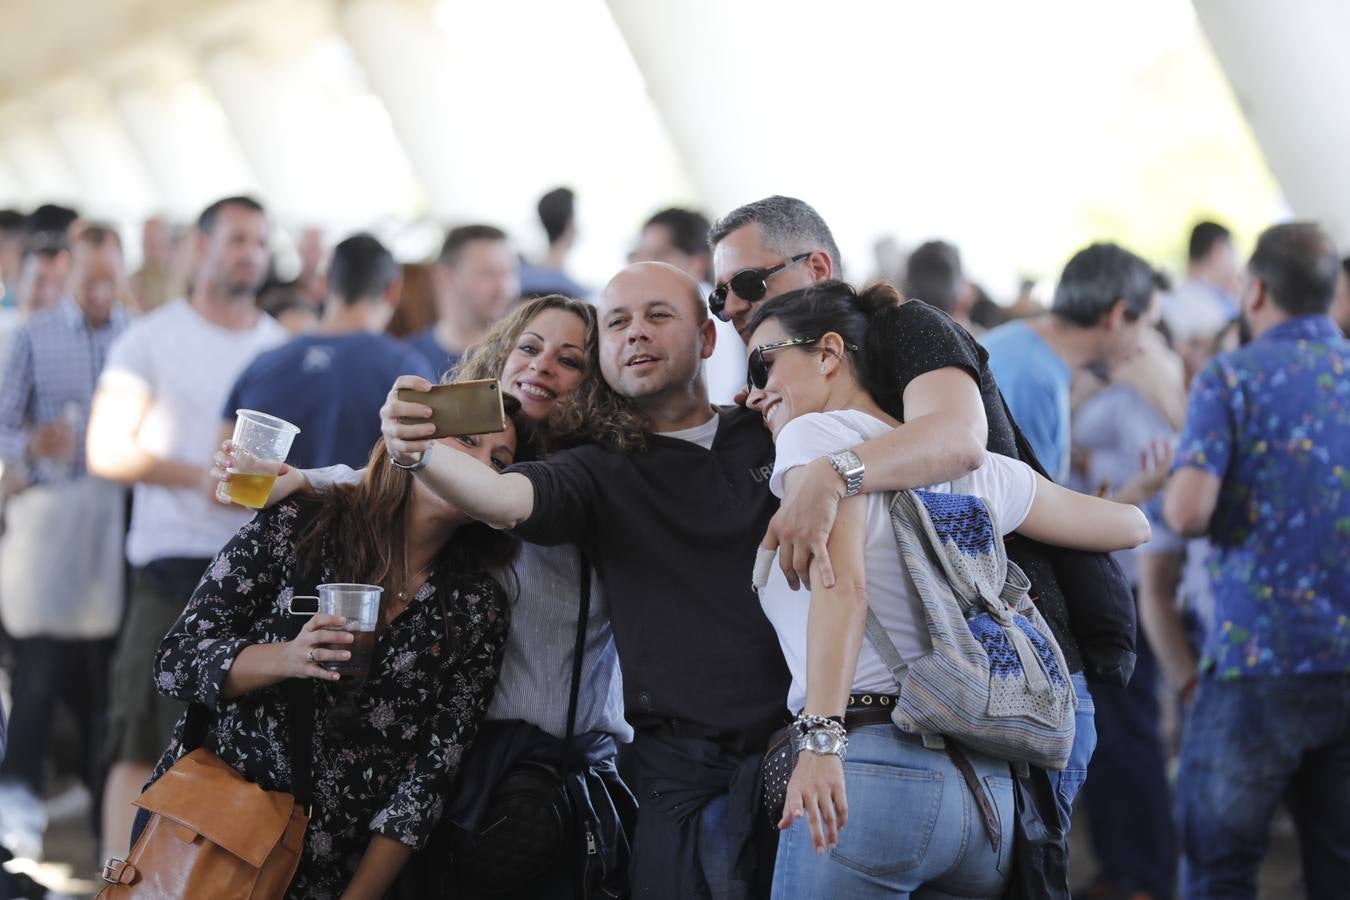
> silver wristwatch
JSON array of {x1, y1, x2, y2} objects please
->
[
  {"x1": 797, "y1": 727, "x2": 848, "y2": 759},
  {"x1": 827, "y1": 449, "x2": 865, "y2": 497}
]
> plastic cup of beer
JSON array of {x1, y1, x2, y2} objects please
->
[
  {"x1": 225, "y1": 409, "x2": 300, "y2": 509},
  {"x1": 314, "y1": 584, "x2": 383, "y2": 682}
]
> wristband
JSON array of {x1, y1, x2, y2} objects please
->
[{"x1": 390, "y1": 446, "x2": 430, "y2": 472}]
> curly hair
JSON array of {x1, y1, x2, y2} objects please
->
[{"x1": 451, "y1": 294, "x2": 648, "y2": 452}]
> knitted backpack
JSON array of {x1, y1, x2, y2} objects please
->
[{"x1": 866, "y1": 483, "x2": 1076, "y2": 770}]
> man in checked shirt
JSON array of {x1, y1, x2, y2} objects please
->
[{"x1": 0, "y1": 224, "x2": 129, "y2": 861}]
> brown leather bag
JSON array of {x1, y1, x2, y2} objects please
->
[
  {"x1": 100, "y1": 598, "x2": 317, "y2": 900},
  {"x1": 98, "y1": 748, "x2": 309, "y2": 899}
]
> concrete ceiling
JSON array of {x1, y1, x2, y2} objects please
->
[{"x1": 0, "y1": 0, "x2": 1326, "y2": 286}]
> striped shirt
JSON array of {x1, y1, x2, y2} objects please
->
[
  {"x1": 488, "y1": 543, "x2": 629, "y2": 741},
  {"x1": 0, "y1": 300, "x2": 127, "y2": 483}
]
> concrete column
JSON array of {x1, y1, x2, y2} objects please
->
[{"x1": 1194, "y1": 0, "x2": 1350, "y2": 241}]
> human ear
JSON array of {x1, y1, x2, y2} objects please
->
[
  {"x1": 817, "y1": 332, "x2": 846, "y2": 375},
  {"x1": 806, "y1": 251, "x2": 834, "y2": 283},
  {"x1": 699, "y1": 317, "x2": 717, "y2": 360}
]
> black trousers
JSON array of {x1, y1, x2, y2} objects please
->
[{"x1": 0, "y1": 634, "x2": 114, "y2": 822}]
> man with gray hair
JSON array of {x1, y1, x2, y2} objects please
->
[
  {"x1": 708, "y1": 195, "x2": 1123, "y2": 842},
  {"x1": 707, "y1": 195, "x2": 841, "y2": 343}
]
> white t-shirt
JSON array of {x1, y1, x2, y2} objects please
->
[
  {"x1": 100, "y1": 299, "x2": 287, "y2": 565},
  {"x1": 660, "y1": 413, "x2": 720, "y2": 450},
  {"x1": 761, "y1": 409, "x2": 1037, "y2": 712},
  {"x1": 703, "y1": 316, "x2": 747, "y2": 406}
]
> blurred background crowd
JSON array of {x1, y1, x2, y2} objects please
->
[{"x1": 1, "y1": 1, "x2": 1349, "y2": 898}]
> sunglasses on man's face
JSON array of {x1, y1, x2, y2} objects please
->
[{"x1": 708, "y1": 252, "x2": 813, "y2": 322}]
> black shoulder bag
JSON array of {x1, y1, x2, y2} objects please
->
[
  {"x1": 446, "y1": 552, "x2": 594, "y2": 894},
  {"x1": 996, "y1": 390, "x2": 1137, "y2": 687}
]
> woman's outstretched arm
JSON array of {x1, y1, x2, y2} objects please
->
[
  {"x1": 380, "y1": 375, "x2": 535, "y2": 529},
  {"x1": 1017, "y1": 474, "x2": 1151, "y2": 552}
]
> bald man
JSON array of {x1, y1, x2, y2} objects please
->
[{"x1": 383, "y1": 262, "x2": 788, "y2": 897}]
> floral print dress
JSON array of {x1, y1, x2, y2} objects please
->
[{"x1": 149, "y1": 500, "x2": 510, "y2": 899}]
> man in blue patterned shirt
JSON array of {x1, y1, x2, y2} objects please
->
[
  {"x1": 0, "y1": 225, "x2": 128, "y2": 861},
  {"x1": 1165, "y1": 222, "x2": 1350, "y2": 899}
]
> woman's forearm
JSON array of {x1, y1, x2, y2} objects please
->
[
  {"x1": 415, "y1": 442, "x2": 535, "y2": 529},
  {"x1": 341, "y1": 835, "x2": 412, "y2": 900},
  {"x1": 220, "y1": 643, "x2": 287, "y2": 700},
  {"x1": 802, "y1": 497, "x2": 870, "y2": 718},
  {"x1": 1018, "y1": 474, "x2": 1151, "y2": 552}
]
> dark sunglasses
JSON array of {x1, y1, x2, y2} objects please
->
[
  {"x1": 708, "y1": 252, "x2": 813, "y2": 322},
  {"x1": 746, "y1": 336, "x2": 860, "y2": 390}
]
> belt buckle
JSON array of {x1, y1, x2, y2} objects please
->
[{"x1": 102, "y1": 858, "x2": 129, "y2": 884}]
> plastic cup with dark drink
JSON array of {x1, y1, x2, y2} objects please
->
[{"x1": 289, "y1": 583, "x2": 383, "y2": 682}]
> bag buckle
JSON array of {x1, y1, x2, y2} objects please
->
[{"x1": 102, "y1": 857, "x2": 138, "y2": 885}]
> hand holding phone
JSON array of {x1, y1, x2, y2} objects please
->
[{"x1": 397, "y1": 379, "x2": 505, "y2": 438}]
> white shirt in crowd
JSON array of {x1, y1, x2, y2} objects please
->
[
  {"x1": 704, "y1": 315, "x2": 747, "y2": 406},
  {"x1": 99, "y1": 298, "x2": 287, "y2": 566},
  {"x1": 760, "y1": 409, "x2": 1038, "y2": 713}
]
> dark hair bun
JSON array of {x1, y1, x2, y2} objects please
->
[{"x1": 854, "y1": 282, "x2": 903, "y2": 318}]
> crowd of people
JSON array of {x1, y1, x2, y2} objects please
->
[{"x1": 0, "y1": 189, "x2": 1346, "y2": 900}]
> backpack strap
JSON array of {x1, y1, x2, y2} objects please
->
[
  {"x1": 861, "y1": 607, "x2": 945, "y2": 751},
  {"x1": 561, "y1": 550, "x2": 592, "y2": 771}
]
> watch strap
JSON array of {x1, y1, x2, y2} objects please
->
[{"x1": 828, "y1": 449, "x2": 865, "y2": 497}]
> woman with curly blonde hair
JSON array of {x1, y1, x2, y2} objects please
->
[
  {"x1": 452, "y1": 294, "x2": 647, "y2": 453},
  {"x1": 218, "y1": 293, "x2": 637, "y2": 898}
]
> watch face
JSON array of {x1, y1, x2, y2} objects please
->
[{"x1": 808, "y1": 731, "x2": 835, "y2": 753}]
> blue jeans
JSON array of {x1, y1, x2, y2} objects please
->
[
  {"x1": 695, "y1": 793, "x2": 753, "y2": 900},
  {"x1": 772, "y1": 725, "x2": 1013, "y2": 899},
  {"x1": 1178, "y1": 674, "x2": 1350, "y2": 900},
  {"x1": 1046, "y1": 671, "x2": 1096, "y2": 830}
]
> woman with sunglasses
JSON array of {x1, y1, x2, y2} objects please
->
[
  {"x1": 744, "y1": 280, "x2": 1150, "y2": 899},
  {"x1": 145, "y1": 403, "x2": 534, "y2": 900},
  {"x1": 216, "y1": 295, "x2": 641, "y2": 898}
]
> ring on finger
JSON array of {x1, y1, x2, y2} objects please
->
[{"x1": 305, "y1": 648, "x2": 316, "y2": 663}]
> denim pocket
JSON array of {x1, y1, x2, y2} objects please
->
[
  {"x1": 983, "y1": 775, "x2": 1015, "y2": 878},
  {"x1": 829, "y1": 761, "x2": 944, "y2": 877}
]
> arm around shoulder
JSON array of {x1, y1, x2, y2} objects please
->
[{"x1": 854, "y1": 366, "x2": 987, "y2": 492}]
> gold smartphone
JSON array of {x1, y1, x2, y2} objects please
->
[{"x1": 398, "y1": 379, "x2": 505, "y2": 438}]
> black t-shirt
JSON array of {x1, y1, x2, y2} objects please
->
[
  {"x1": 508, "y1": 406, "x2": 791, "y2": 745},
  {"x1": 868, "y1": 300, "x2": 1017, "y2": 456},
  {"x1": 869, "y1": 300, "x2": 1083, "y2": 672}
]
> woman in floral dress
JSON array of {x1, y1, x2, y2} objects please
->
[{"x1": 146, "y1": 405, "x2": 534, "y2": 900}]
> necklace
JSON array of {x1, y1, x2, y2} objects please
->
[{"x1": 396, "y1": 563, "x2": 432, "y2": 601}]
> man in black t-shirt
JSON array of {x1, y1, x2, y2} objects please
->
[
  {"x1": 385, "y1": 262, "x2": 788, "y2": 898},
  {"x1": 386, "y1": 255, "x2": 1083, "y2": 896},
  {"x1": 708, "y1": 195, "x2": 1101, "y2": 827}
]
